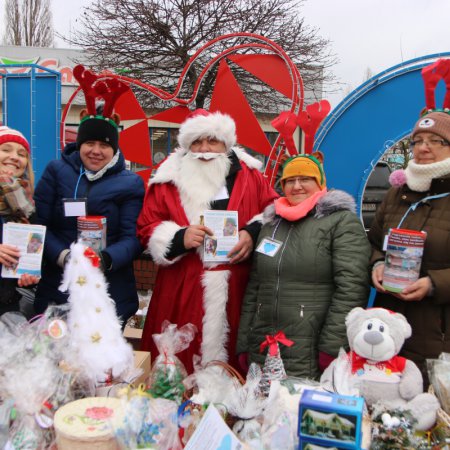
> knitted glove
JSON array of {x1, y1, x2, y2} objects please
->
[
  {"x1": 319, "y1": 351, "x2": 335, "y2": 373},
  {"x1": 237, "y1": 352, "x2": 250, "y2": 374}
]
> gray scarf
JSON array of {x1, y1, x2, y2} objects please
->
[{"x1": 84, "y1": 151, "x2": 120, "y2": 181}]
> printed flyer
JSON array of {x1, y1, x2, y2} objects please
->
[
  {"x1": 1, "y1": 223, "x2": 46, "y2": 278},
  {"x1": 202, "y1": 210, "x2": 239, "y2": 263}
]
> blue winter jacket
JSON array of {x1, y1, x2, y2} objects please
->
[{"x1": 33, "y1": 143, "x2": 145, "y2": 322}]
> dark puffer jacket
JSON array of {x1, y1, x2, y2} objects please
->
[
  {"x1": 237, "y1": 190, "x2": 370, "y2": 379},
  {"x1": 368, "y1": 175, "x2": 450, "y2": 382},
  {"x1": 34, "y1": 143, "x2": 145, "y2": 323}
]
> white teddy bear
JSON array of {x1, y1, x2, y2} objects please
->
[{"x1": 320, "y1": 307, "x2": 439, "y2": 431}]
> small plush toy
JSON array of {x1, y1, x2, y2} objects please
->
[{"x1": 320, "y1": 307, "x2": 439, "y2": 431}]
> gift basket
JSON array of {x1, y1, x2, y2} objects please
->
[{"x1": 180, "y1": 359, "x2": 245, "y2": 434}]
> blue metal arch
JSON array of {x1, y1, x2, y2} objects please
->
[
  {"x1": 1, "y1": 63, "x2": 61, "y2": 182},
  {"x1": 315, "y1": 53, "x2": 450, "y2": 220}
]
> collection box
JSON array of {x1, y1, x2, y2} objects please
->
[
  {"x1": 298, "y1": 389, "x2": 365, "y2": 450},
  {"x1": 77, "y1": 215, "x2": 107, "y2": 252}
]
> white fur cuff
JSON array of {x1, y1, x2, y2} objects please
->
[{"x1": 148, "y1": 221, "x2": 185, "y2": 266}]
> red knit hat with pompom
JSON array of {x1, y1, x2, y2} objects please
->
[{"x1": 0, "y1": 126, "x2": 30, "y2": 153}]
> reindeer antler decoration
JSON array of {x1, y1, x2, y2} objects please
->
[
  {"x1": 73, "y1": 65, "x2": 130, "y2": 118},
  {"x1": 271, "y1": 111, "x2": 299, "y2": 155},
  {"x1": 95, "y1": 78, "x2": 130, "y2": 118},
  {"x1": 297, "y1": 100, "x2": 331, "y2": 154},
  {"x1": 271, "y1": 99, "x2": 331, "y2": 157},
  {"x1": 73, "y1": 65, "x2": 98, "y2": 115},
  {"x1": 421, "y1": 58, "x2": 450, "y2": 113}
]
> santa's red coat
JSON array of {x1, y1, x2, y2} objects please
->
[{"x1": 137, "y1": 152, "x2": 277, "y2": 373}]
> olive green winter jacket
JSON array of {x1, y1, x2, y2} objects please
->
[{"x1": 236, "y1": 190, "x2": 371, "y2": 379}]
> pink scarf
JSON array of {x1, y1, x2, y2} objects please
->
[{"x1": 275, "y1": 189, "x2": 328, "y2": 221}]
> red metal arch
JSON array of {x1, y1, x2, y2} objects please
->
[{"x1": 61, "y1": 33, "x2": 305, "y2": 184}]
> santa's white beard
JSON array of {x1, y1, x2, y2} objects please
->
[{"x1": 176, "y1": 151, "x2": 231, "y2": 223}]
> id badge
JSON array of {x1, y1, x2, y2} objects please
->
[
  {"x1": 63, "y1": 198, "x2": 87, "y2": 217},
  {"x1": 256, "y1": 237, "x2": 283, "y2": 257}
]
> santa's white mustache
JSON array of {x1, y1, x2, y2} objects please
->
[{"x1": 188, "y1": 152, "x2": 226, "y2": 161}]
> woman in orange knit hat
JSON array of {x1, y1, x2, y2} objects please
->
[{"x1": 237, "y1": 152, "x2": 370, "y2": 379}]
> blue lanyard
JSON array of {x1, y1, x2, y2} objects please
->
[
  {"x1": 397, "y1": 192, "x2": 450, "y2": 228},
  {"x1": 74, "y1": 166, "x2": 86, "y2": 200}
]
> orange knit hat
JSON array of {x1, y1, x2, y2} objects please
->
[{"x1": 280, "y1": 151, "x2": 326, "y2": 189}]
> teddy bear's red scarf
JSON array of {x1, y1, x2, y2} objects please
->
[{"x1": 349, "y1": 351, "x2": 407, "y2": 374}]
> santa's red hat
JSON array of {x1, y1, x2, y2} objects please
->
[{"x1": 177, "y1": 109, "x2": 237, "y2": 152}]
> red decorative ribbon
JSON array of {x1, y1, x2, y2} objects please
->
[
  {"x1": 83, "y1": 247, "x2": 100, "y2": 268},
  {"x1": 260, "y1": 331, "x2": 294, "y2": 356}
]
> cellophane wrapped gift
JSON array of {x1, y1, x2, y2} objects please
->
[
  {"x1": 427, "y1": 352, "x2": 450, "y2": 414},
  {"x1": 148, "y1": 321, "x2": 196, "y2": 403},
  {"x1": 261, "y1": 377, "x2": 321, "y2": 450},
  {"x1": 115, "y1": 391, "x2": 181, "y2": 450},
  {"x1": 0, "y1": 306, "x2": 89, "y2": 449}
]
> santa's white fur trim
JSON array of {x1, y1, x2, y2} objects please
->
[
  {"x1": 201, "y1": 270, "x2": 231, "y2": 364},
  {"x1": 149, "y1": 148, "x2": 184, "y2": 186},
  {"x1": 232, "y1": 146, "x2": 263, "y2": 171},
  {"x1": 147, "y1": 220, "x2": 185, "y2": 266},
  {"x1": 178, "y1": 112, "x2": 236, "y2": 151},
  {"x1": 246, "y1": 212, "x2": 263, "y2": 225}
]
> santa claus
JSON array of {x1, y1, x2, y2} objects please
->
[{"x1": 137, "y1": 109, "x2": 278, "y2": 373}]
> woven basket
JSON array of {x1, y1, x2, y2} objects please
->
[
  {"x1": 429, "y1": 385, "x2": 450, "y2": 434},
  {"x1": 183, "y1": 360, "x2": 244, "y2": 401},
  {"x1": 182, "y1": 360, "x2": 245, "y2": 426}
]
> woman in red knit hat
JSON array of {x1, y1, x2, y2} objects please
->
[{"x1": 0, "y1": 126, "x2": 39, "y2": 315}]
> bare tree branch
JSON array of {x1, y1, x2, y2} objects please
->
[
  {"x1": 65, "y1": 0, "x2": 336, "y2": 110},
  {"x1": 3, "y1": 0, "x2": 53, "y2": 47}
]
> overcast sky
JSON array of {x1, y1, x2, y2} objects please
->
[{"x1": 18, "y1": 0, "x2": 450, "y2": 108}]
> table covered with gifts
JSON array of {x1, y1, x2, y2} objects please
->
[{"x1": 0, "y1": 243, "x2": 449, "y2": 449}]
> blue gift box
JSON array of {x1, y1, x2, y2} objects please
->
[{"x1": 298, "y1": 389, "x2": 365, "y2": 450}]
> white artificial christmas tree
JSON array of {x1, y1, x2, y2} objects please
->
[{"x1": 59, "y1": 241, "x2": 134, "y2": 384}]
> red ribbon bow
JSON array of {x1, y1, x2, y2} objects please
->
[
  {"x1": 83, "y1": 247, "x2": 100, "y2": 268},
  {"x1": 260, "y1": 331, "x2": 294, "y2": 356}
]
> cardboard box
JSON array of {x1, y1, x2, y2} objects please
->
[
  {"x1": 124, "y1": 325, "x2": 143, "y2": 350},
  {"x1": 124, "y1": 326, "x2": 143, "y2": 340},
  {"x1": 95, "y1": 350, "x2": 151, "y2": 397},
  {"x1": 298, "y1": 389, "x2": 365, "y2": 450},
  {"x1": 133, "y1": 350, "x2": 151, "y2": 386}
]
